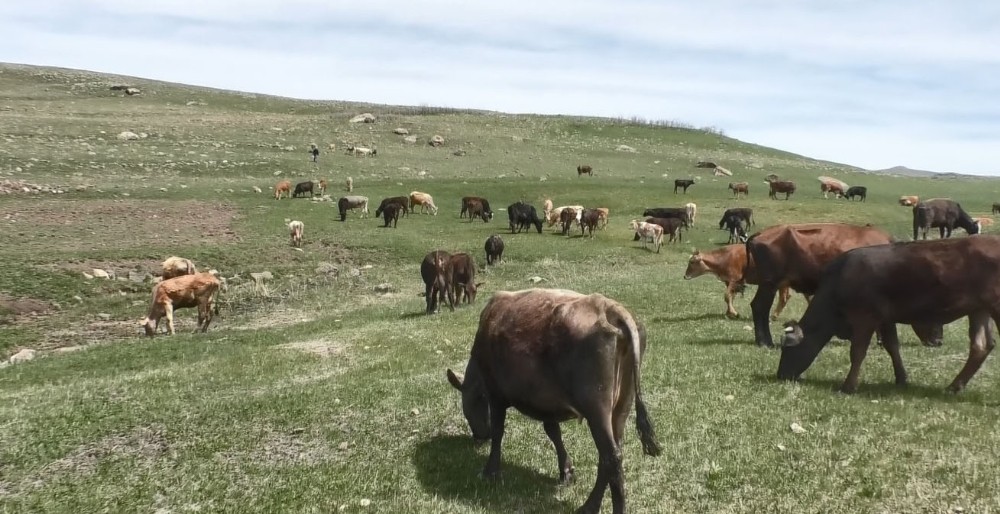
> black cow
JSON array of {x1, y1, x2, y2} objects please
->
[
  {"x1": 507, "y1": 202, "x2": 543, "y2": 234},
  {"x1": 641, "y1": 207, "x2": 689, "y2": 227},
  {"x1": 379, "y1": 202, "x2": 400, "y2": 228},
  {"x1": 674, "y1": 179, "x2": 695, "y2": 194},
  {"x1": 292, "y1": 181, "x2": 314, "y2": 198},
  {"x1": 376, "y1": 196, "x2": 410, "y2": 218},
  {"x1": 484, "y1": 234, "x2": 504, "y2": 265},
  {"x1": 446, "y1": 289, "x2": 661, "y2": 514},
  {"x1": 779, "y1": 236, "x2": 1000, "y2": 394},
  {"x1": 718, "y1": 208, "x2": 753, "y2": 230},
  {"x1": 632, "y1": 217, "x2": 684, "y2": 242},
  {"x1": 993, "y1": 202, "x2": 1000, "y2": 215},
  {"x1": 845, "y1": 186, "x2": 867, "y2": 202},
  {"x1": 722, "y1": 213, "x2": 747, "y2": 243},
  {"x1": 912, "y1": 198, "x2": 979, "y2": 240}
]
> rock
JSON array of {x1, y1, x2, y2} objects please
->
[
  {"x1": 73, "y1": 295, "x2": 83, "y2": 302},
  {"x1": 452, "y1": 150, "x2": 466, "y2": 156},
  {"x1": 124, "y1": 87, "x2": 141, "y2": 96},
  {"x1": 349, "y1": 113, "x2": 376, "y2": 123},
  {"x1": 282, "y1": 146, "x2": 296, "y2": 152},
  {"x1": 790, "y1": 422, "x2": 807, "y2": 434},
  {"x1": 724, "y1": 394, "x2": 735, "y2": 401},
  {"x1": 528, "y1": 276, "x2": 545, "y2": 284},
  {"x1": 429, "y1": 135, "x2": 445, "y2": 147},
  {"x1": 97, "y1": 313, "x2": 111, "y2": 321},
  {"x1": 8, "y1": 349, "x2": 36, "y2": 364},
  {"x1": 250, "y1": 271, "x2": 273, "y2": 282},
  {"x1": 117, "y1": 131, "x2": 140, "y2": 141},
  {"x1": 615, "y1": 144, "x2": 637, "y2": 153},
  {"x1": 403, "y1": 135, "x2": 418, "y2": 144},
  {"x1": 393, "y1": 128, "x2": 409, "y2": 135},
  {"x1": 349, "y1": 268, "x2": 362, "y2": 278},
  {"x1": 410, "y1": 408, "x2": 420, "y2": 416},
  {"x1": 159, "y1": 187, "x2": 168, "y2": 192},
  {"x1": 252, "y1": 186, "x2": 262, "y2": 193},
  {"x1": 338, "y1": 442, "x2": 350, "y2": 451},
  {"x1": 316, "y1": 262, "x2": 338, "y2": 275},
  {"x1": 511, "y1": 135, "x2": 523, "y2": 142},
  {"x1": 273, "y1": 170, "x2": 282, "y2": 176},
  {"x1": 128, "y1": 271, "x2": 150, "y2": 283},
  {"x1": 360, "y1": 499, "x2": 372, "y2": 507},
  {"x1": 776, "y1": 444, "x2": 786, "y2": 452},
  {"x1": 82, "y1": 272, "x2": 94, "y2": 280},
  {"x1": 92, "y1": 268, "x2": 111, "y2": 279},
  {"x1": 374, "y1": 283, "x2": 393, "y2": 294}
]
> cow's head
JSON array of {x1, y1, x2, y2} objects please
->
[
  {"x1": 777, "y1": 321, "x2": 822, "y2": 381},
  {"x1": 140, "y1": 317, "x2": 156, "y2": 337},
  {"x1": 446, "y1": 367, "x2": 491, "y2": 442},
  {"x1": 683, "y1": 251, "x2": 707, "y2": 279}
]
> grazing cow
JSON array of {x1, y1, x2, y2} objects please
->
[
  {"x1": 542, "y1": 198, "x2": 553, "y2": 219},
  {"x1": 721, "y1": 213, "x2": 747, "y2": 244},
  {"x1": 317, "y1": 179, "x2": 328, "y2": 196},
  {"x1": 507, "y1": 202, "x2": 544, "y2": 234},
  {"x1": 779, "y1": 236, "x2": 1000, "y2": 394},
  {"x1": 630, "y1": 220, "x2": 664, "y2": 252},
  {"x1": 288, "y1": 220, "x2": 304, "y2": 247},
  {"x1": 579, "y1": 208, "x2": 602, "y2": 238},
  {"x1": 547, "y1": 205, "x2": 584, "y2": 228},
  {"x1": 845, "y1": 186, "x2": 867, "y2": 202},
  {"x1": 273, "y1": 180, "x2": 292, "y2": 200},
  {"x1": 560, "y1": 208, "x2": 578, "y2": 236},
  {"x1": 993, "y1": 202, "x2": 1000, "y2": 214},
  {"x1": 745, "y1": 223, "x2": 943, "y2": 348},
  {"x1": 674, "y1": 179, "x2": 695, "y2": 194},
  {"x1": 767, "y1": 180, "x2": 796, "y2": 200},
  {"x1": 577, "y1": 164, "x2": 593, "y2": 176},
  {"x1": 161, "y1": 256, "x2": 197, "y2": 280},
  {"x1": 445, "y1": 289, "x2": 661, "y2": 514},
  {"x1": 684, "y1": 203, "x2": 697, "y2": 226},
  {"x1": 728, "y1": 182, "x2": 749, "y2": 198},
  {"x1": 337, "y1": 196, "x2": 369, "y2": 221},
  {"x1": 684, "y1": 246, "x2": 796, "y2": 320},
  {"x1": 464, "y1": 198, "x2": 493, "y2": 223},
  {"x1": 379, "y1": 202, "x2": 400, "y2": 228},
  {"x1": 375, "y1": 196, "x2": 410, "y2": 218},
  {"x1": 637, "y1": 217, "x2": 685, "y2": 244},
  {"x1": 484, "y1": 234, "x2": 504, "y2": 265},
  {"x1": 913, "y1": 198, "x2": 979, "y2": 240},
  {"x1": 899, "y1": 195, "x2": 919, "y2": 206},
  {"x1": 818, "y1": 176, "x2": 849, "y2": 199},
  {"x1": 460, "y1": 196, "x2": 492, "y2": 218},
  {"x1": 718, "y1": 208, "x2": 753, "y2": 229},
  {"x1": 292, "y1": 181, "x2": 314, "y2": 198},
  {"x1": 641, "y1": 207, "x2": 689, "y2": 227},
  {"x1": 410, "y1": 191, "x2": 439, "y2": 215},
  {"x1": 594, "y1": 207, "x2": 610, "y2": 229},
  {"x1": 450, "y1": 253, "x2": 482, "y2": 305},
  {"x1": 420, "y1": 250, "x2": 455, "y2": 314},
  {"x1": 696, "y1": 161, "x2": 717, "y2": 169},
  {"x1": 351, "y1": 146, "x2": 377, "y2": 157},
  {"x1": 141, "y1": 272, "x2": 221, "y2": 336}
]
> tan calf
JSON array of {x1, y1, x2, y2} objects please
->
[
  {"x1": 684, "y1": 246, "x2": 795, "y2": 320},
  {"x1": 142, "y1": 272, "x2": 221, "y2": 336}
]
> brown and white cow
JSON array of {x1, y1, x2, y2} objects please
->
[
  {"x1": 630, "y1": 220, "x2": 663, "y2": 252},
  {"x1": 421, "y1": 250, "x2": 454, "y2": 314},
  {"x1": 337, "y1": 196, "x2": 369, "y2": 221},
  {"x1": 450, "y1": 252, "x2": 482, "y2": 304},
  {"x1": 542, "y1": 198, "x2": 553, "y2": 219},
  {"x1": 273, "y1": 180, "x2": 292, "y2": 200},
  {"x1": 547, "y1": 205, "x2": 584, "y2": 228},
  {"x1": 410, "y1": 191, "x2": 439, "y2": 215},
  {"x1": 899, "y1": 195, "x2": 919, "y2": 206},
  {"x1": 446, "y1": 288, "x2": 660, "y2": 514},
  {"x1": 288, "y1": 220, "x2": 304, "y2": 247},
  {"x1": 780, "y1": 236, "x2": 1000, "y2": 394},
  {"x1": 141, "y1": 272, "x2": 221, "y2": 336},
  {"x1": 684, "y1": 245, "x2": 796, "y2": 319}
]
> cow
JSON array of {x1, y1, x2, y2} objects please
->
[
  {"x1": 542, "y1": 198, "x2": 553, "y2": 219},
  {"x1": 912, "y1": 198, "x2": 979, "y2": 240},
  {"x1": 641, "y1": 207, "x2": 689, "y2": 227},
  {"x1": 899, "y1": 195, "x2": 919, "y2": 207},
  {"x1": 684, "y1": 203, "x2": 697, "y2": 226},
  {"x1": 547, "y1": 205, "x2": 584, "y2": 228},
  {"x1": 767, "y1": 180, "x2": 796, "y2": 200},
  {"x1": 696, "y1": 161, "x2": 717, "y2": 169},
  {"x1": 420, "y1": 250, "x2": 455, "y2": 314},
  {"x1": 684, "y1": 246, "x2": 796, "y2": 320},
  {"x1": 288, "y1": 220, "x2": 304, "y2": 246},
  {"x1": 993, "y1": 202, "x2": 1000, "y2": 215},
  {"x1": 560, "y1": 208, "x2": 578, "y2": 236},
  {"x1": 484, "y1": 234, "x2": 504, "y2": 265},
  {"x1": 845, "y1": 186, "x2": 867, "y2": 202},
  {"x1": 630, "y1": 220, "x2": 663, "y2": 252},
  {"x1": 375, "y1": 196, "x2": 410, "y2": 218},
  {"x1": 141, "y1": 272, "x2": 221, "y2": 336},
  {"x1": 779, "y1": 236, "x2": 1000, "y2": 394},
  {"x1": 350, "y1": 146, "x2": 377, "y2": 157},
  {"x1": 450, "y1": 253, "x2": 482, "y2": 305},
  {"x1": 507, "y1": 202, "x2": 544, "y2": 234},
  {"x1": 465, "y1": 198, "x2": 493, "y2": 223},
  {"x1": 379, "y1": 202, "x2": 400, "y2": 228},
  {"x1": 292, "y1": 181, "x2": 314, "y2": 198},
  {"x1": 410, "y1": 191, "x2": 439, "y2": 215},
  {"x1": 577, "y1": 164, "x2": 593, "y2": 176},
  {"x1": 337, "y1": 196, "x2": 369, "y2": 221},
  {"x1": 818, "y1": 177, "x2": 848, "y2": 199},
  {"x1": 745, "y1": 223, "x2": 944, "y2": 348},
  {"x1": 317, "y1": 179, "x2": 328, "y2": 196},
  {"x1": 346, "y1": 177, "x2": 354, "y2": 192},
  {"x1": 445, "y1": 288, "x2": 661, "y2": 514},
  {"x1": 728, "y1": 182, "x2": 749, "y2": 198},
  {"x1": 973, "y1": 217, "x2": 994, "y2": 230},
  {"x1": 273, "y1": 180, "x2": 292, "y2": 200},
  {"x1": 579, "y1": 208, "x2": 602, "y2": 238},
  {"x1": 594, "y1": 208, "x2": 610, "y2": 229},
  {"x1": 460, "y1": 196, "x2": 491, "y2": 219},
  {"x1": 674, "y1": 179, "x2": 695, "y2": 194},
  {"x1": 718, "y1": 208, "x2": 753, "y2": 230},
  {"x1": 632, "y1": 217, "x2": 684, "y2": 243},
  {"x1": 161, "y1": 256, "x2": 197, "y2": 280},
  {"x1": 722, "y1": 213, "x2": 747, "y2": 244}
]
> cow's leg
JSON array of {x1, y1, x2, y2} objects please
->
[
  {"x1": 771, "y1": 286, "x2": 792, "y2": 321},
  {"x1": 750, "y1": 286, "x2": 778, "y2": 347},
  {"x1": 878, "y1": 322, "x2": 907, "y2": 386},
  {"x1": 912, "y1": 322, "x2": 943, "y2": 347},
  {"x1": 947, "y1": 311, "x2": 995, "y2": 392},
  {"x1": 543, "y1": 421, "x2": 574, "y2": 484},
  {"x1": 724, "y1": 281, "x2": 740, "y2": 319},
  {"x1": 579, "y1": 416, "x2": 623, "y2": 514},
  {"x1": 482, "y1": 403, "x2": 507, "y2": 479},
  {"x1": 841, "y1": 322, "x2": 877, "y2": 393},
  {"x1": 425, "y1": 283, "x2": 435, "y2": 314},
  {"x1": 164, "y1": 304, "x2": 176, "y2": 335}
]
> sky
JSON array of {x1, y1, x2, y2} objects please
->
[{"x1": 3, "y1": 1, "x2": 1000, "y2": 175}]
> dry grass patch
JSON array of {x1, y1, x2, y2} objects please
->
[
  {"x1": 213, "y1": 429, "x2": 337, "y2": 467},
  {"x1": 276, "y1": 339, "x2": 346, "y2": 358}
]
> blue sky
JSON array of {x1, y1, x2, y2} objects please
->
[{"x1": 3, "y1": 1, "x2": 1000, "y2": 175}]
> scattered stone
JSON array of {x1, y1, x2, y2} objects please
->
[
  {"x1": 511, "y1": 135, "x2": 523, "y2": 142},
  {"x1": 528, "y1": 276, "x2": 545, "y2": 284},
  {"x1": 128, "y1": 271, "x2": 151, "y2": 284},
  {"x1": 615, "y1": 144, "x2": 637, "y2": 153},
  {"x1": 82, "y1": 272, "x2": 94, "y2": 280},
  {"x1": 316, "y1": 262, "x2": 338, "y2": 275},
  {"x1": 273, "y1": 170, "x2": 282, "y2": 176},
  {"x1": 724, "y1": 394, "x2": 735, "y2": 401},
  {"x1": 790, "y1": 422, "x2": 807, "y2": 434},
  {"x1": 97, "y1": 313, "x2": 111, "y2": 321},
  {"x1": 429, "y1": 135, "x2": 445, "y2": 147},
  {"x1": 403, "y1": 135, "x2": 418, "y2": 144},
  {"x1": 776, "y1": 444, "x2": 786, "y2": 452},
  {"x1": 360, "y1": 499, "x2": 372, "y2": 507},
  {"x1": 411, "y1": 408, "x2": 420, "y2": 416},
  {"x1": 92, "y1": 268, "x2": 111, "y2": 279},
  {"x1": 374, "y1": 283, "x2": 393, "y2": 294},
  {"x1": 8, "y1": 348, "x2": 36, "y2": 364},
  {"x1": 117, "y1": 131, "x2": 140, "y2": 141},
  {"x1": 124, "y1": 87, "x2": 141, "y2": 96},
  {"x1": 73, "y1": 295, "x2": 83, "y2": 302},
  {"x1": 393, "y1": 127, "x2": 409, "y2": 135},
  {"x1": 349, "y1": 268, "x2": 362, "y2": 278},
  {"x1": 338, "y1": 442, "x2": 350, "y2": 451},
  {"x1": 349, "y1": 113, "x2": 376, "y2": 123},
  {"x1": 452, "y1": 150, "x2": 466, "y2": 156},
  {"x1": 252, "y1": 186, "x2": 262, "y2": 193}
]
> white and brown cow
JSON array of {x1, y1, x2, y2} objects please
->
[
  {"x1": 410, "y1": 191, "x2": 439, "y2": 215},
  {"x1": 630, "y1": 220, "x2": 664, "y2": 253},
  {"x1": 141, "y1": 272, "x2": 221, "y2": 336}
]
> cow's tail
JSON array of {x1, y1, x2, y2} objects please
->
[{"x1": 609, "y1": 303, "x2": 662, "y2": 457}]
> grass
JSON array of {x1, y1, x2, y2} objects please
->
[{"x1": 2, "y1": 62, "x2": 1000, "y2": 513}]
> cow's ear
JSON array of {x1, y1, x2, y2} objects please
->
[{"x1": 446, "y1": 369, "x2": 464, "y2": 391}]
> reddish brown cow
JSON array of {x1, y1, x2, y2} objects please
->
[
  {"x1": 746, "y1": 223, "x2": 943, "y2": 348},
  {"x1": 767, "y1": 180, "x2": 796, "y2": 200},
  {"x1": 420, "y1": 250, "x2": 455, "y2": 314},
  {"x1": 560, "y1": 208, "x2": 578, "y2": 236},
  {"x1": 450, "y1": 252, "x2": 483, "y2": 304},
  {"x1": 580, "y1": 208, "x2": 601, "y2": 238},
  {"x1": 446, "y1": 288, "x2": 660, "y2": 514},
  {"x1": 728, "y1": 182, "x2": 749, "y2": 198},
  {"x1": 273, "y1": 180, "x2": 292, "y2": 200},
  {"x1": 142, "y1": 272, "x2": 221, "y2": 336},
  {"x1": 780, "y1": 236, "x2": 1000, "y2": 394},
  {"x1": 684, "y1": 245, "x2": 796, "y2": 319}
]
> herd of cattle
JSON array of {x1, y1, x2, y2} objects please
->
[{"x1": 130, "y1": 171, "x2": 1000, "y2": 514}]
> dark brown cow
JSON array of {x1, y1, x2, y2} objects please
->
[
  {"x1": 560, "y1": 208, "x2": 578, "y2": 236},
  {"x1": 580, "y1": 208, "x2": 601, "y2": 238},
  {"x1": 420, "y1": 250, "x2": 455, "y2": 314},
  {"x1": 376, "y1": 196, "x2": 410, "y2": 218},
  {"x1": 446, "y1": 288, "x2": 661, "y2": 514},
  {"x1": 379, "y1": 202, "x2": 400, "y2": 228},
  {"x1": 674, "y1": 179, "x2": 695, "y2": 194},
  {"x1": 993, "y1": 202, "x2": 1000, "y2": 215},
  {"x1": 728, "y1": 182, "x2": 749, "y2": 198},
  {"x1": 745, "y1": 223, "x2": 943, "y2": 348},
  {"x1": 912, "y1": 198, "x2": 979, "y2": 240},
  {"x1": 484, "y1": 234, "x2": 504, "y2": 265},
  {"x1": 460, "y1": 196, "x2": 492, "y2": 219},
  {"x1": 780, "y1": 236, "x2": 1000, "y2": 394},
  {"x1": 631, "y1": 217, "x2": 684, "y2": 243},
  {"x1": 696, "y1": 161, "x2": 717, "y2": 169},
  {"x1": 450, "y1": 253, "x2": 482, "y2": 304},
  {"x1": 577, "y1": 164, "x2": 593, "y2": 176},
  {"x1": 292, "y1": 181, "x2": 314, "y2": 198},
  {"x1": 507, "y1": 202, "x2": 544, "y2": 234},
  {"x1": 465, "y1": 198, "x2": 492, "y2": 223},
  {"x1": 767, "y1": 180, "x2": 796, "y2": 200},
  {"x1": 718, "y1": 208, "x2": 753, "y2": 229}
]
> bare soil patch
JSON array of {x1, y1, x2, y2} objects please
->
[
  {"x1": 214, "y1": 429, "x2": 335, "y2": 467},
  {"x1": 276, "y1": 339, "x2": 345, "y2": 358},
  {"x1": 0, "y1": 294, "x2": 51, "y2": 317},
  {"x1": 0, "y1": 199, "x2": 240, "y2": 253}
]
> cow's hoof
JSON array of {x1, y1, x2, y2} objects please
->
[
  {"x1": 726, "y1": 312, "x2": 739, "y2": 320},
  {"x1": 558, "y1": 467, "x2": 575, "y2": 485},
  {"x1": 945, "y1": 383, "x2": 964, "y2": 394},
  {"x1": 922, "y1": 340, "x2": 943, "y2": 348},
  {"x1": 756, "y1": 342, "x2": 775, "y2": 349}
]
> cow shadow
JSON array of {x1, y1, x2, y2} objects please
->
[
  {"x1": 412, "y1": 435, "x2": 572, "y2": 513},
  {"x1": 750, "y1": 373, "x2": 971, "y2": 402},
  {"x1": 652, "y1": 312, "x2": 730, "y2": 323}
]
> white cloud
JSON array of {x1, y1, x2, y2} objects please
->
[{"x1": 2, "y1": 1, "x2": 1000, "y2": 174}]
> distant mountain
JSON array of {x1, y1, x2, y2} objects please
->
[{"x1": 867, "y1": 166, "x2": 939, "y2": 178}]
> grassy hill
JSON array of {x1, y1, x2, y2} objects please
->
[{"x1": 3, "y1": 63, "x2": 1000, "y2": 513}]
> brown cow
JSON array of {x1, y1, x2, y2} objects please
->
[
  {"x1": 410, "y1": 191, "x2": 438, "y2": 215},
  {"x1": 580, "y1": 208, "x2": 602, "y2": 238},
  {"x1": 636, "y1": 217, "x2": 684, "y2": 244},
  {"x1": 780, "y1": 236, "x2": 1000, "y2": 394},
  {"x1": 745, "y1": 223, "x2": 943, "y2": 348},
  {"x1": 728, "y1": 182, "x2": 749, "y2": 198},
  {"x1": 577, "y1": 164, "x2": 593, "y2": 176},
  {"x1": 912, "y1": 198, "x2": 979, "y2": 240},
  {"x1": 141, "y1": 272, "x2": 221, "y2": 336},
  {"x1": 379, "y1": 203, "x2": 400, "y2": 228},
  {"x1": 464, "y1": 198, "x2": 493, "y2": 223},
  {"x1": 375, "y1": 196, "x2": 410, "y2": 218},
  {"x1": 684, "y1": 246, "x2": 796, "y2": 319},
  {"x1": 560, "y1": 208, "x2": 578, "y2": 236},
  {"x1": 420, "y1": 250, "x2": 455, "y2": 314},
  {"x1": 450, "y1": 253, "x2": 482, "y2": 304},
  {"x1": 484, "y1": 234, "x2": 504, "y2": 265},
  {"x1": 445, "y1": 288, "x2": 661, "y2": 514},
  {"x1": 767, "y1": 180, "x2": 796, "y2": 200},
  {"x1": 273, "y1": 180, "x2": 292, "y2": 200},
  {"x1": 993, "y1": 202, "x2": 1000, "y2": 215},
  {"x1": 460, "y1": 196, "x2": 490, "y2": 218}
]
